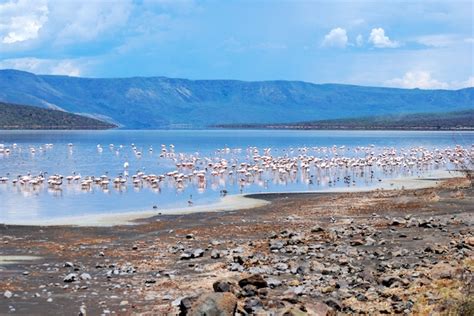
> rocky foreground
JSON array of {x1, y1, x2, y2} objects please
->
[{"x1": 1, "y1": 176, "x2": 473, "y2": 315}]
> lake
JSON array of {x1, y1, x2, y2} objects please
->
[{"x1": 0, "y1": 129, "x2": 472, "y2": 224}]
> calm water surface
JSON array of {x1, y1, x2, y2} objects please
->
[{"x1": 0, "y1": 130, "x2": 472, "y2": 223}]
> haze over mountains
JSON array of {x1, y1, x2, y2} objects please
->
[{"x1": 0, "y1": 69, "x2": 473, "y2": 129}]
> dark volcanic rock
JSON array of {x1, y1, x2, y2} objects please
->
[{"x1": 238, "y1": 274, "x2": 268, "y2": 289}]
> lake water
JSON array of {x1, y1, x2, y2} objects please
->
[{"x1": 0, "y1": 130, "x2": 472, "y2": 224}]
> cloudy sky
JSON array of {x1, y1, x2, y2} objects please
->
[{"x1": 0, "y1": 0, "x2": 473, "y2": 89}]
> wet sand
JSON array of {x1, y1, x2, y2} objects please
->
[{"x1": 0, "y1": 172, "x2": 472, "y2": 315}]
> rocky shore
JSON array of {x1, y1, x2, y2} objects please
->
[{"x1": 1, "y1": 176, "x2": 473, "y2": 315}]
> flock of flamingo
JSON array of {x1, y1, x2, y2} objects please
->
[{"x1": 0, "y1": 142, "x2": 472, "y2": 199}]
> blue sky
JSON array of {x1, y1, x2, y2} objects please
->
[{"x1": 0, "y1": 0, "x2": 473, "y2": 89}]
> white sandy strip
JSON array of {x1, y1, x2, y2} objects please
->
[
  {"x1": 1, "y1": 170, "x2": 465, "y2": 227},
  {"x1": 0, "y1": 255, "x2": 42, "y2": 265}
]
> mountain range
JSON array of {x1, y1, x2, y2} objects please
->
[{"x1": 0, "y1": 69, "x2": 472, "y2": 129}]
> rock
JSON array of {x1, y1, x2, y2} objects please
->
[
  {"x1": 430, "y1": 262, "x2": 457, "y2": 279},
  {"x1": 390, "y1": 218, "x2": 406, "y2": 226},
  {"x1": 241, "y1": 285, "x2": 257, "y2": 297},
  {"x1": 79, "y1": 305, "x2": 87, "y2": 316},
  {"x1": 305, "y1": 302, "x2": 336, "y2": 316},
  {"x1": 275, "y1": 262, "x2": 289, "y2": 271},
  {"x1": 380, "y1": 275, "x2": 401, "y2": 287},
  {"x1": 119, "y1": 300, "x2": 128, "y2": 306},
  {"x1": 270, "y1": 240, "x2": 285, "y2": 250},
  {"x1": 365, "y1": 236, "x2": 376, "y2": 246},
  {"x1": 211, "y1": 250, "x2": 221, "y2": 259},
  {"x1": 350, "y1": 239, "x2": 364, "y2": 246},
  {"x1": 186, "y1": 292, "x2": 237, "y2": 316},
  {"x1": 4, "y1": 290, "x2": 13, "y2": 299},
  {"x1": 356, "y1": 293, "x2": 368, "y2": 301},
  {"x1": 267, "y1": 278, "x2": 282, "y2": 288},
  {"x1": 238, "y1": 275, "x2": 268, "y2": 289},
  {"x1": 193, "y1": 249, "x2": 204, "y2": 258},
  {"x1": 213, "y1": 280, "x2": 235, "y2": 293},
  {"x1": 465, "y1": 237, "x2": 474, "y2": 247},
  {"x1": 243, "y1": 297, "x2": 263, "y2": 313},
  {"x1": 64, "y1": 262, "x2": 74, "y2": 268},
  {"x1": 63, "y1": 273, "x2": 78, "y2": 283},
  {"x1": 80, "y1": 273, "x2": 92, "y2": 280},
  {"x1": 229, "y1": 263, "x2": 243, "y2": 272},
  {"x1": 186, "y1": 234, "x2": 195, "y2": 239},
  {"x1": 281, "y1": 306, "x2": 307, "y2": 316},
  {"x1": 179, "y1": 297, "x2": 196, "y2": 315},
  {"x1": 311, "y1": 225, "x2": 325, "y2": 233},
  {"x1": 180, "y1": 253, "x2": 193, "y2": 260},
  {"x1": 323, "y1": 298, "x2": 342, "y2": 311}
]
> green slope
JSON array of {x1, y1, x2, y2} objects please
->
[
  {"x1": 0, "y1": 102, "x2": 116, "y2": 130},
  {"x1": 215, "y1": 109, "x2": 474, "y2": 130}
]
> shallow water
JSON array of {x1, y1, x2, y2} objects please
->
[{"x1": 0, "y1": 129, "x2": 472, "y2": 223}]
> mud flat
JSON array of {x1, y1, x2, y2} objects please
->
[{"x1": 0, "y1": 172, "x2": 472, "y2": 315}]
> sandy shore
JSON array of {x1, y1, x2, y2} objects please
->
[{"x1": 1, "y1": 169, "x2": 464, "y2": 227}]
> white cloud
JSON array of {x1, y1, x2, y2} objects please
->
[
  {"x1": 387, "y1": 71, "x2": 474, "y2": 90},
  {"x1": 463, "y1": 76, "x2": 474, "y2": 87},
  {"x1": 0, "y1": 0, "x2": 133, "y2": 49},
  {"x1": 322, "y1": 27, "x2": 348, "y2": 48},
  {"x1": 368, "y1": 28, "x2": 400, "y2": 48},
  {"x1": 452, "y1": 76, "x2": 474, "y2": 89},
  {"x1": 0, "y1": 0, "x2": 49, "y2": 44},
  {"x1": 51, "y1": 0, "x2": 133, "y2": 44},
  {"x1": 0, "y1": 57, "x2": 82, "y2": 76},
  {"x1": 356, "y1": 34, "x2": 363, "y2": 47},
  {"x1": 386, "y1": 71, "x2": 457, "y2": 89}
]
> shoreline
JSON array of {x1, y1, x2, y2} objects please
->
[
  {"x1": 0, "y1": 172, "x2": 472, "y2": 315},
  {"x1": 1, "y1": 169, "x2": 465, "y2": 227}
]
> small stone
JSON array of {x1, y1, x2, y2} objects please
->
[
  {"x1": 213, "y1": 280, "x2": 234, "y2": 293},
  {"x1": 211, "y1": 249, "x2": 221, "y2": 259},
  {"x1": 4, "y1": 290, "x2": 13, "y2": 299},
  {"x1": 80, "y1": 273, "x2": 92, "y2": 280},
  {"x1": 192, "y1": 248, "x2": 204, "y2": 258},
  {"x1": 266, "y1": 278, "x2": 282, "y2": 288},
  {"x1": 311, "y1": 225, "x2": 325, "y2": 233},
  {"x1": 380, "y1": 275, "x2": 401, "y2": 287},
  {"x1": 350, "y1": 239, "x2": 364, "y2": 246},
  {"x1": 243, "y1": 297, "x2": 263, "y2": 313},
  {"x1": 63, "y1": 273, "x2": 78, "y2": 283},
  {"x1": 269, "y1": 240, "x2": 285, "y2": 250}
]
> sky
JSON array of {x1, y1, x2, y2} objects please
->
[{"x1": 0, "y1": 0, "x2": 473, "y2": 89}]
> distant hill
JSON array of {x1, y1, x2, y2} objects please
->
[
  {"x1": 0, "y1": 69, "x2": 473, "y2": 129},
  {"x1": 215, "y1": 109, "x2": 474, "y2": 130},
  {"x1": 0, "y1": 102, "x2": 116, "y2": 130}
]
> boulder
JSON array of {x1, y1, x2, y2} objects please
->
[{"x1": 184, "y1": 292, "x2": 237, "y2": 316}]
